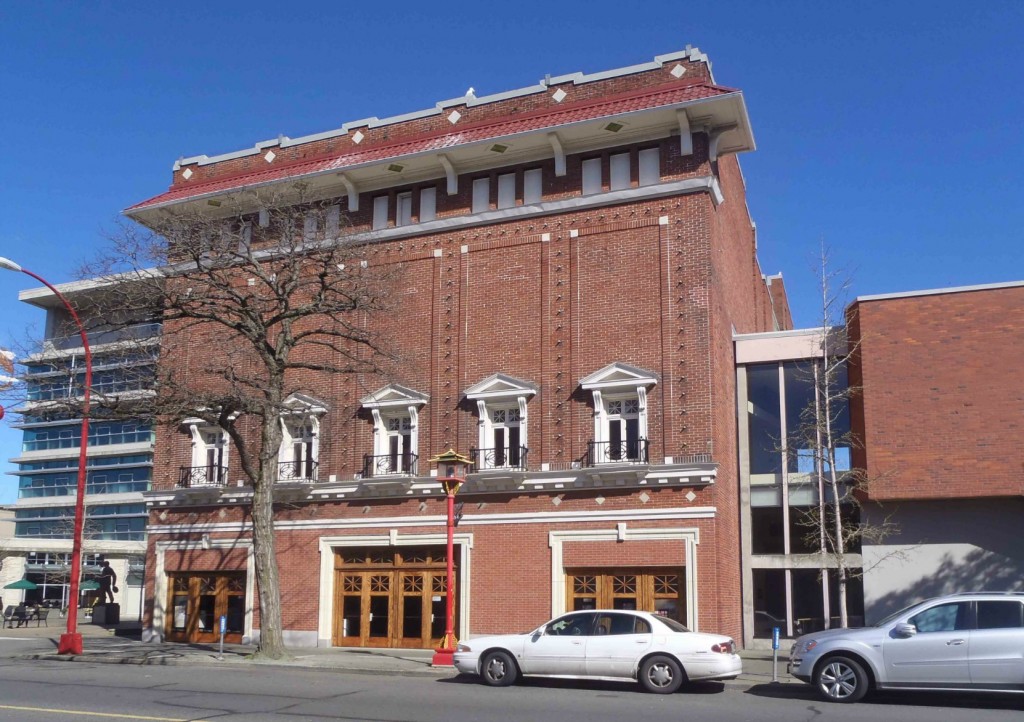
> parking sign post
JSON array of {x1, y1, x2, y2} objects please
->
[{"x1": 771, "y1": 626, "x2": 780, "y2": 682}]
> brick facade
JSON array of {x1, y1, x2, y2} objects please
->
[
  {"x1": 138, "y1": 49, "x2": 785, "y2": 648},
  {"x1": 849, "y1": 284, "x2": 1024, "y2": 501}
]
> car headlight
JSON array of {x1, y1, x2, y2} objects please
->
[
  {"x1": 799, "y1": 639, "x2": 818, "y2": 654},
  {"x1": 456, "y1": 643, "x2": 472, "y2": 653}
]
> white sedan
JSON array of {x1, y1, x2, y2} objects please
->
[{"x1": 453, "y1": 609, "x2": 742, "y2": 694}]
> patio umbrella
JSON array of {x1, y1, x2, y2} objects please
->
[
  {"x1": 79, "y1": 580, "x2": 101, "y2": 591},
  {"x1": 3, "y1": 579, "x2": 37, "y2": 590}
]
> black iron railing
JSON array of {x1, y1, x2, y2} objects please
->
[
  {"x1": 470, "y1": 445, "x2": 528, "y2": 471},
  {"x1": 586, "y1": 438, "x2": 649, "y2": 466},
  {"x1": 362, "y1": 453, "x2": 418, "y2": 478},
  {"x1": 277, "y1": 459, "x2": 318, "y2": 482},
  {"x1": 178, "y1": 465, "x2": 228, "y2": 488}
]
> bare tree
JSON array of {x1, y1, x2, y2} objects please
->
[
  {"x1": 83, "y1": 188, "x2": 400, "y2": 658},
  {"x1": 788, "y1": 244, "x2": 897, "y2": 629}
]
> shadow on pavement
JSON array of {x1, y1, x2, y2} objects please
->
[
  {"x1": 744, "y1": 682, "x2": 1024, "y2": 711},
  {"x1": 439, "y1": 674, "x2": 727, "y2": 696}
]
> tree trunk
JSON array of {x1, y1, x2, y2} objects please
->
[{"x1": 251, "y1": 416, "x2": 288, "y2": 659}]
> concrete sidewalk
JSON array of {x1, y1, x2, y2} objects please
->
[{"x1": 5, "y1": 621, "x2": 797, "y2": 687}]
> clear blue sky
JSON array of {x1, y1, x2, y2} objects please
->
[{"x1": 1, "y1": 1, "x2": 1022, "y2": 502}]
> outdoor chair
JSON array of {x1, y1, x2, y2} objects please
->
[
  {"x1": 1, "y1": 606, "x2": 14, "y2": 629},
  {"x1": 3, "y1": 605, "x2": 28, "y2": 629},
  {"x1": 34, "y1": 608, "x2": 49, "y2": 627}
]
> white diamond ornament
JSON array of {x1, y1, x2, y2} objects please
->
[
  {"x1": 685, "y1": 490, "x2": 697, "y2": 502},
  {"x1": 264, "y1": 150, "x2": 276, "y2": 163},
  {"x1": 552, "y1": 88, "x2": 567, "y2": 103},
  {"x1": 670, "y1": 64, "x2": 686, "y2": 78},
  {"x1": 447, "y1": 110, "x2": 462, "y2": 124},
  {"x1": 182, "y1": 168, "x2": 193, "y2": 180},
  {"x1": 351, "y1": 130, "x2": 364, "y2": 144}
]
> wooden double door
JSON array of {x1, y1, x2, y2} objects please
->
[
  {"x1": 333, "y1": 546, "x2": 454, "y2": 649},
  {"x1": 566, "y1": 567, "x2": 687, "y2": 624},
  {"x1": 167, "y1": 572, "x2": 246, "y2": 644}
]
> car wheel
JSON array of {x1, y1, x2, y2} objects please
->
[
  {"x1": 814, "y1": 655, "x2": 868, "y2": 703},
  {"x1": 480, "y1": 650, "x2": 518, "y2": 687},
  {"x1": 639, "y1": 654, "x2": 685, "y2": 694}
]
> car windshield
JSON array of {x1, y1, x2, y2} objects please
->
[
  {"x1": 654, "y1": 616, "x2": 690, "y2": 633},
  {"x1": 873, "y1": 600, "x2": 929, "y2": 627}
]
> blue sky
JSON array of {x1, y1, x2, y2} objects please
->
[{"x1": 1, "y1": 1, "x2": 1021, "y2": 502}]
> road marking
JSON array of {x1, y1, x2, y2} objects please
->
[{"x1": 0, "y1": 705, "x2": 186, "y2": 721}]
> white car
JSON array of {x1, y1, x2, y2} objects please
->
[{"x1": 453, "y1": 609, "x2": 741, "y2": 694}]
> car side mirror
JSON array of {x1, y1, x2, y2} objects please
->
[{"x1": 893, "y1": 623, "x2": 917, "y2": 638}]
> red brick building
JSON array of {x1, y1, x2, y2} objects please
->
[{"x1": 127, "y1": 48, "x2": 789, "y2": 647}]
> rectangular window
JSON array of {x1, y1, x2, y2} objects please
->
[
  {"x1": 303, "y1": 211, "x2": 318, "y2": 240},
  {"x1": 523, "y1": 168, "x2": 542, "y2": 204},
  {"x1": 396, "y1": 192, "x2": 413, "y2": 227},
  {"x1": 419, "y1": 187, "x2": 437, "y2": 222},
  {"x1": 472, "y1": 177, "x2": 490, "y2": 213},
  {"x1": 582, "y1": 158, "x2": 602, "y2": 195},
  {"x1": 609, "y1": 152, "x2": 631, "y2": 191},
  {"x1": 372, "y1": 196, "x2": 389, "y2": 230},
  {"x1": 977, "y1": 601, "x2": 1024, "y2": 629},
  {"x1": 497, "y1": 173, "x2": 516, "y2": 209},
  {"x1": 638, "y1": 147, "x2": 660, "y2": 186},
  {"x1": 326, "y1": 205, "x2": 341, "y2": 237}
]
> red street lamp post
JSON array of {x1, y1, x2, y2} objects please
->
[
  {"x1": 429, "y1": 449, "x2": 471, "y2": 667},
  {"x1": 0, "y1": 257, "x2": 93, "y2": 655}
]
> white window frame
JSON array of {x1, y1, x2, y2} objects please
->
[
  {"x1": 360, "y1": 384, "x2": 429, "y2": 478},
  {"x1": 523, "y1": 168, "x2": 543, "y2": 205},
  {"x1": 369, "y1": 406, "x2": 419, "y2": 475},
  {"x1": 278, "y1": 416, "x2": 319, "y2": 481},
  {"x1": 372, "y1": 195, "x2": 389, "y2": 230},
  {"x1": 580, "y1": 363, "x2": 657, "y2": 465},
  {"x1": 582, "y1": 158, "x2": 602, "y2": 195},
  {"x1": 419, "y1": 187, "x2": 437, "y2": 222},
  {"x1": 609, "y1": 152, "x2": 631, "y2": 191},
  {"x1": 497, "y1": 173, "x2": 516, "y2": 210},
  {"x1": 474, "y1": 398, "x2": 528, "y2": 470},
  {"x1": 472, "y1": 177, "x2": 490, "y2": 213},
  {"x1": 638, "y1": 147, "x2": 660, "y2": 186},
  {"x1": 396, "y1": 191, "x2": 413, "y2": 227},
  {"x1": 186, "y1": 423, "x2": 229, "y2": 484}
]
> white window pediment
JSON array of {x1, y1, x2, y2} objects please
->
[
  {"x1": 360, "y1": 383, "x2": 429, "y2": 409},
  {"x1": 580, "y1": 362, "x2": 659, "y2": 391},
  {"x1": 463, "y1": 373, "x2": 538, "y2": 401}
]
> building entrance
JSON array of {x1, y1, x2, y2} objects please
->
[
  {"x1": 333, "y1": 546, "x2": 454, "y2": 649},
  {"x1": 566, "y1": 568, "x2": 686, "y2": 622},
  {"x1": 166, "y1": 572, "x2": 246, "y2": 644}
]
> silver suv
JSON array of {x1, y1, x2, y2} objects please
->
[{"x1": 789, "y1": 591, "x2": 1024, "y2": 703}]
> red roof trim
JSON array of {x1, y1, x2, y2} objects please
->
[{"x1": 127, "y1": 80, "x2": 738, "y2": 212}]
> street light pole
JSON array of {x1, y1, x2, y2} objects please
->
[
  {"x1": 428, "y1": 449, "x2": 470, "y2": 667},
  {"x1": 0, "y1": 257, "x2": 92, "y2": 655}
]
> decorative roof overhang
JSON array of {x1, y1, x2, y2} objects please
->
[{"x1": 126, "y1": 80, "x2": 753, "y2": 224}]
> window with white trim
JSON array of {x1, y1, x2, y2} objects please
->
[
  {"x1": 609, "y1": 152, "x2": 631, "y2": 191},
  {"x1": 279, "y1": 417, "x2": 318, "y2": 481},
  {"x1": 523, "y1": 168, "x2": 543, "y2": 204},
  {"x1": 604, "y1": 396, "x2": 641, "y2": 462},
  {"x1": 472, "y1": 177, "x2": 490, "y2": 213},
  {"x1": 582, "y1": 158, "x2": 602, "y2": 195},
  {"x1": 497, "y1": 173, "x2": 516, "y2": 209},
  {"x1": 186, "y1": 425, "x2": 229, "y2": 485},
  {"x1": 396, "y1": 192, "x2": 413, "y2": 227},
  {"x1": 638, "y1": 147, "x2": 660, "y2": 186},
  {"x1": 580, "y1": 363, "x2": 656, "y2": 466},
  {"x1": 488, "y1": 407, "x2": 522, "y2": 468},
  {"x1": 385, "y1": 415, "x2": 413, "y2": 473},
  {"x1": 419, "y1": 187, "x2": 437, "y2": 222},
  {"x1": 372, "y1": 195, "x2": 389, "y2": 230}
]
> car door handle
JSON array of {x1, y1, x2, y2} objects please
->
[
  {"x1": 635, "y1": 639, "x2": 648, "y2": 644},
  {"x1": 571, "y1": 640, "x2": 582, "y2": 645},
  {"x1": 946, "y1": 639, "x2": 966, "y2": 646}
]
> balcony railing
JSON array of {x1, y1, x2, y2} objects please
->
[
  {"x1": 362, "y1": 453, "x2": 418, "y2": 478},
  {"x1": 277, "y1": 459, "x2": 318, "y2": 482},
  {"x1": 178, "y1": 465, "x2": 228, "y2": 488},
  {"x1": 470, "y1": 445, "x2": 528, "y2": 471},
  {"x1": 586, "y1": 438, "x2": 649, "y2": 467}
]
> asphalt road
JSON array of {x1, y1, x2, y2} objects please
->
[{"x1": 0, "y1": 639, "x2": 1020, "y2": 721}]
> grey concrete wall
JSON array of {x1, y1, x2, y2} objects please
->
[{"x1": 862, "y1": 498, "x2": 1024, "y2": 622}]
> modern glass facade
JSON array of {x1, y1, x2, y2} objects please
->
[{"x1": 741, "y1": 355, "x2": 864, "y2": 642}]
